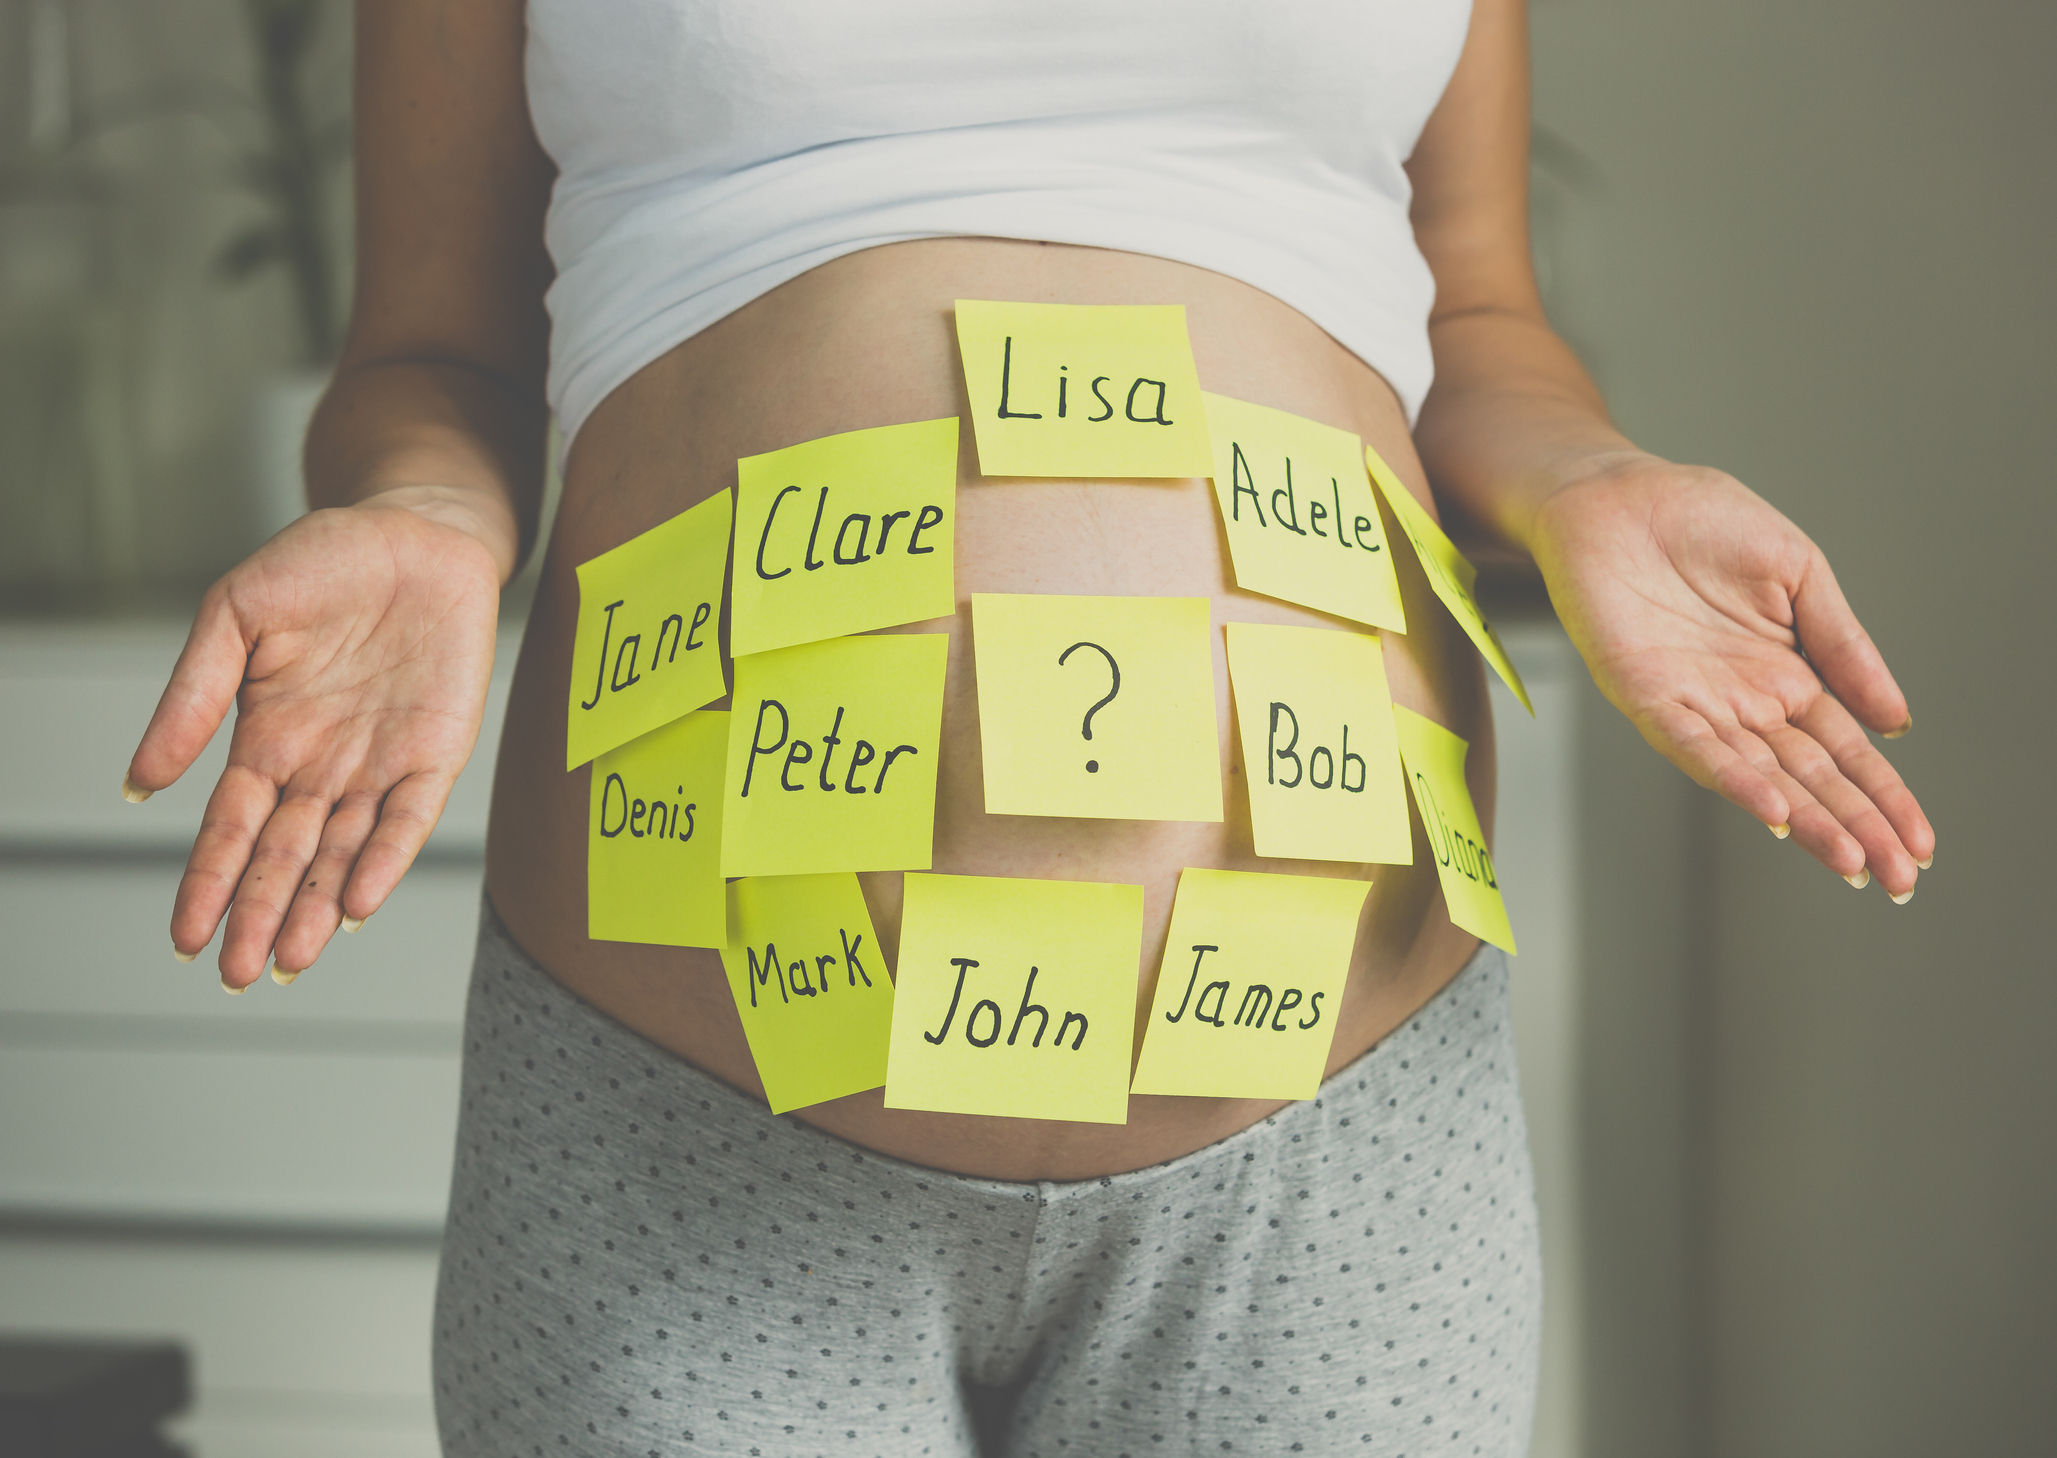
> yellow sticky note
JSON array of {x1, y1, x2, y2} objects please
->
[
  {"x1": 566, "y1": 492, "x2": 732, "y2": 769},
  {"x1": 1131, "y1": 868, "x2": 1369, "y2": 1101},
  {"x1": 588, "y1": 710, "x2": 728, "y2": 948},
  {"x1": 720, "y1": 873, "x2": 895, "y2": 1114},
  {"x1": 954, "y1": 301, "x2": 1214, "y2": 479},
  {"x1": 972, "y1": 593, "x2": 1223, "y2": 823},
  {"x1": 732, "y1": 417, "x2": 959, "y2": 658},
  {"x1": 884, "y1": 873, "x2": 1143, "y2": 1124},
  {"x1": 1391, "y1": 705, "x2": 1517, "y2": 955},
  {"x1": 1224, "y1": 623, "x2": 1411, "y2": 865},
  {"x1": 1202, "y1": 393, "x2": 1406, "y2": 633},
  {"x1": 720, "y1": 633, "x2": 948, "y2": 877},
  {"x1": 1366, "y1": 448, "x2": 1532, "y2": 714}
]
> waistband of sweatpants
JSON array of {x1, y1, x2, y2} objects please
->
[{"x1": 473, "y1": 892, "x2": 1509, "y2": 1205}]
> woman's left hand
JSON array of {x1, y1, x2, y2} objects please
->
[{"x1": 1527, "y1": 452, "x2": 1935, "y2": 899}]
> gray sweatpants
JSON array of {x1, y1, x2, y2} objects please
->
[{"x1": 433, "y1": 904, "x2": 1540, "y2": 1456}]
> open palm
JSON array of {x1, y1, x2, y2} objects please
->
[
  {"x1": 1531, "y1": 457, "x2": 1933, "y2": 899},
  {"x1": 128, "y1": 504, "x2": 503, "y2": 986}
]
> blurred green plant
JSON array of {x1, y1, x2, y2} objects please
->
[{"x1": 212, "y1": 0, "x2": 345, "y2": 364}]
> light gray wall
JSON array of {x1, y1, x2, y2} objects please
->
[{"x1": 1532, "y1": 3, "x2": 2055, "y2": 1454}]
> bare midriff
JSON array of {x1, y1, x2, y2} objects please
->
[{"x1": 484, "y1": 238, "x2": 1493, "y2": 1182}]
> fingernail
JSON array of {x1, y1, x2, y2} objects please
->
[
  {"x1": 1890, "y1": 888, "x2": 1914, "y2": 905},
  {"x1": 173, "y1": 946, "x2": 196, "y2": 963},
  {"x1": 341, "y1": 915, "x2": 365, "y2": 934},
  {"x1": 221, "y1": 977, "x2": 246, "y2": 995},
  {"x1": 1884, "y1": 714, "x2": 1913, "y2": 740},
  {"x1": 1845, "y1": 869, "x2": 1870, "y2": 889},
  {"x1": 121, "y1": 774, "x2": 152, "y2": 804},
  {"x1": 271, "y1": 964, "x2": 300, "y2": 986},
  {"x1": 1769, "y1": 822, "x2": 1791, "y2": 840},
  {"x1": 1916, "y1": 854, "x2": 1932, "y2": 870}
]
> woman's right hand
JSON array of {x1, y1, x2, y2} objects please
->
[{"x1": 127, "y1": 493, "x2": 506, "y2": 989}]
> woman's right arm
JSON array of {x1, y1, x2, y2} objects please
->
[{"x1": 125, "y1": 0, "x2": 550, "y2": 989}]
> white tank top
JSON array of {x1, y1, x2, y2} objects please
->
[{"x1": 526, "y1": 0, "x2": 1473, "y2": 449}]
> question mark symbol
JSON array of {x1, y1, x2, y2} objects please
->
[{"x1": 1058, "y1": 641, "x2": 1120, "y2": 773}]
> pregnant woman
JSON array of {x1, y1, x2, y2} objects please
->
[{"x1": 126, "y1": 2, "x2": 1933, "y2": 1452}]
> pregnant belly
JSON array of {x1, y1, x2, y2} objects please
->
[{"x1": 484, "y1": 238, "x2": 1493, "y2": 1181}]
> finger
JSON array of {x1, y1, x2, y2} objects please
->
[
  {"x1": 1638, "y1": 701, "x2": 1792, "y2": 829},
  {"x1": 1791, "y1": 551, "x2": 1911, "y2": 738},
  {"x1": 1789, "y1": 695, "x2": 1935, "y2": 883},
  {"x1": 1715, "y1": 722, "x2": 1870, "y2": 879},
  {"x1": 218, "y1": 790, "x2": 335, "y2": 987},
  {"x1": 171, "y1": 763, "x2": 280, "y2": 959},
  {"x1": 128, "y1": 587, "x2": 250, "y2": 797},
  {"x1": 272, "y1": 790, "x2": 384, "y2": 978},
  {"x1": 1758, "y1": 720, "x2": 1915, "y2": 891},
  {"x1": 341, "y1": 769, "x2": 459, "y2": 922},
  {"x1": 1783, "y1": 798, "x2": 1869, "y2": 884}
]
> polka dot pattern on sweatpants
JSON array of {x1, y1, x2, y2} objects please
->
[{"x1": 434, "y1": 902, "x2": 1540, "y2": 1457}]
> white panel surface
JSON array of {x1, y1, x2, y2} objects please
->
[
  {"x1": 0, "y1": 622, "x2": 521, "y2": 853},
  {"x1": 0, "y1": 1045, "x2": 460, "y2": 1229},
  {"x1": 0, "y1": 1231, "x2": 442, "y2": 1455},
  {"x1": 0, "y1": 860, "x2": 481, "y2": 1025}
]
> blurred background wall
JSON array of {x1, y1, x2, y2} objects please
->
[
  {"x1": 0, "y1": 1, "x2": 2049, "y2": 1455},
  {"x1": 1532, "y1": 1, "x2": 2057, "y2": 1455},
  {"x1": 0, "y1": 0, "x2": 353, "y2": 613}
]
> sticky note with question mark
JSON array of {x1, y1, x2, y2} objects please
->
[{"x1": 971, "y1": 593, "x2": 1223, "y2": 822}]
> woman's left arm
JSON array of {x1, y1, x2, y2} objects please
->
[{"x1": 1405, "y1": 0, "x2": 1934, "y2": 897}]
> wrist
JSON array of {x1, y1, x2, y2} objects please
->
[
  {"x1": 348, "y1": 484, "x2": 522, "y2": 585},
  {"x1": 1514, "y1": 446, "x2": 1663, "y2": 552}
]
